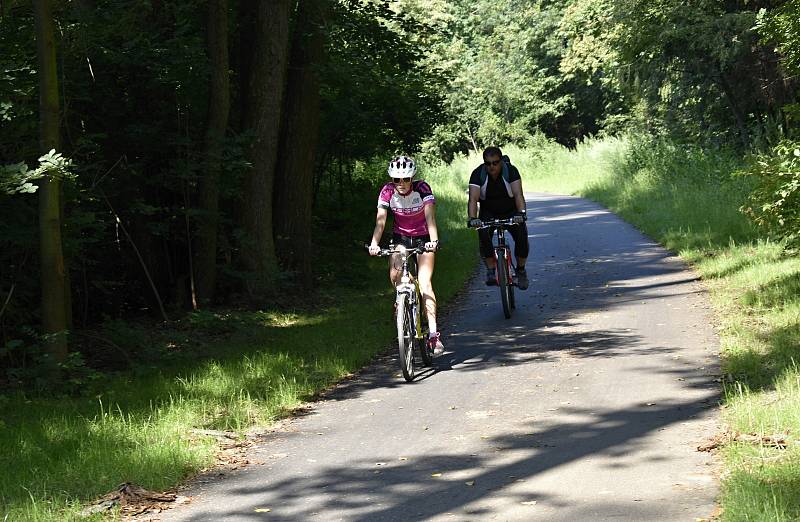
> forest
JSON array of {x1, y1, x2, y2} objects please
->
[{"x1": 2, "y1": 0, "x2": 800, "y2": 519}]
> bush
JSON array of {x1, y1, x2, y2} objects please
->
[{"x1": 740, "y1": 141, "x2": 800, "y2": 246}]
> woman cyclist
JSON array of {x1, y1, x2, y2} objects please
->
[{"x1": 368, "y1": 155, "x2": 445, "y2": 356}]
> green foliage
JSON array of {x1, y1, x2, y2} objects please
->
[
  {"x1": 0, "y1": 149, "x2": 74, "y2": 195},
  {"x1": 561, "y1": 0, "x2": 795, "y2": 148},
  {"x1": 406, "y1": 0, "x2": 612, "y2": 158},
  {"x1": 740, "y1": 141, "x2": 800, "y2": 246},
  {"x1": 320, "y1": 0, "x2": 446, "y2": 162},
  {"x1": 757, "y1": 1, "x2": 800, "y2": 76}
]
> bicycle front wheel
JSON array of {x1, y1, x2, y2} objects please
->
[
  {"x1": 497, "y1": 250, "x2": 512, "y2": 319},
  {"x1": 396, "y1": 295, "x2": 415, "y2": 381},
  {"x1": 509, "y1": 259, "x2": 516, "y2": 311}
]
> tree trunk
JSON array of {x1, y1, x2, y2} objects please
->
[
  {"x1": 275, "y1": 0, "x2": 327, "y2": 289},
  {"x1": 239, "y1": 0, "x2": 291, "y2": 296},
  {"x1": 33, "y1": 0, "x2": 69, "y2": 362},
  {"x1": 195, "y1": 0, "x2": 230, "y2": 303}
]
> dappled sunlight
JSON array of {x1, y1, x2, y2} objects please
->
[
  {"x1": 173, "y1": 397, "x2": 714, "y2": 521},
  {"x1": 256, "y1": 311, "x2": 327, "y2": 328}
]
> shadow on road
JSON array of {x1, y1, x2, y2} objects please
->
[{"x1": 182, "y1": 396, "x2": 713, "y2": 521}]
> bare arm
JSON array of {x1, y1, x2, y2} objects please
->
[
  {"x1": 424, "y1": 203, "x2": 439, "y2": 243},
  {"x1": 370, "y1": 207, "x2": 388, "y2": 247},
  {"x1": 510, "y1": 179, "x2": 525, "y2": 213},
  {"x1": 468, "y1": 185, "x2": 481, "y2": 219}
]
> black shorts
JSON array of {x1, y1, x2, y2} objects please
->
[{"x1": 392, "y1": 233, "x2": 431, "y2": 249}]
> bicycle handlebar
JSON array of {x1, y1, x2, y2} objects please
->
[
  {"x1": 365, "y1": 242, "x2": 438, "y2": 257},
  {"x1": 468, "y1": 217, "x2": 519, "y2": 230}
]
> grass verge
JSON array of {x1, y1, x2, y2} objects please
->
[{"x1": 0, "y1": 164, "x2": 476, "y2": 521}]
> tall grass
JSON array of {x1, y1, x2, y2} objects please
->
[
  {"x1": 0, "y1": 163, "x2": 475, "y2": 520},
  {"x1": 519, "y1": 135, "x2": 800, "y2": 521}
]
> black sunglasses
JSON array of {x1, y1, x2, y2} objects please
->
[
  {"x1": 484, "y1": 159, "x2": 501, "y2": 167},
  {"x1": 393, "y1": 177, "x2": 412, "y2": 183}
]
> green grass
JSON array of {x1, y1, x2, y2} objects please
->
[
  {"x1": 515, "y1": 136, "x2": 800, "y2": 521},
  {"x1": 0, "y1": 166, "x2": 476, "y2": 521}
]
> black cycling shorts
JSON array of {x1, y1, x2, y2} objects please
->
[{"x1": 392, "y1": 233, "x2": 431, "y2": 249}]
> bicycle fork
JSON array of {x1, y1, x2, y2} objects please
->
[{"x1": 396, "y1": 280, "x2": 424, "y2": 340}]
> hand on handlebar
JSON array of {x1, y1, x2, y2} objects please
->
[
  {"x1": 512, "y1": 211, "x2": 527, "y2": 224},
  {"x1": 368, "y1": 244, "x2": 381, "y2": 256},
  {"x1": 424, "y1": 240, "x2": 439, "y2": 252},
  {"x1": 467, "y1": 218, "x2": 483, "y2": 228}
]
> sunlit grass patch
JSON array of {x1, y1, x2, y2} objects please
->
[
  {"x1": 0, "y1": 401, "x2": 214, "y2": 521},
  {"x1": 721, "y1": 442, "x2": 800, "y2": 522}
]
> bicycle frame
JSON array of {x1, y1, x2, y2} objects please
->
[
  {"x1": 470, "y1": 218, "x2": 518, "y2": 318},
  {"x1": 490, "y1": 228, "x2": 514, "y2": 286},
  {"x1": 393, "y1": 248, "x2": 425, "y2": 344},
  {"x1": 370, "y1": 242, "x2": 434, "y2": 380}
]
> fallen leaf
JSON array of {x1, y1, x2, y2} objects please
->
[
  {"x1": 465, "y1": 481, "x2": 475, "y2": 486},
  {"x1": 431, "y1": 473, "x2": 442, "y2": 477},
  {"x1": 521, "y1": 500, "x2": 537, "y2": 506},
  {"x1": 254, "y1": 507, "x2": 271, "y2": 512}
]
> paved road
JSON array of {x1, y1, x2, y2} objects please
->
[{"x1": 158, "y1": 193, "x2": 720, "y2": 521}]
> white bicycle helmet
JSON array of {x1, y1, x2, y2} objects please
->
[{"x1": 387, "y1": 155, "x2": 416, "y2": 178}]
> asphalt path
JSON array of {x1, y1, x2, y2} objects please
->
[{"x1": 157, "y1": 193, "x2": 720, "y2": 521}]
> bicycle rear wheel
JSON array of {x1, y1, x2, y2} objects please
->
[
  {"x1": 396, "y1": 295, "x2": 415, "y2": 381},
  {"x1": 497, "y1": 250, "x2": 512, "y2": 319},
  {"x1": 418, "y1": 307, "x2": 433, "y2": 368}
]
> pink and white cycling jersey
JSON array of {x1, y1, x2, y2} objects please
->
[{"x1": 377, "y1": 180, "x2": 436, "y2": 236}]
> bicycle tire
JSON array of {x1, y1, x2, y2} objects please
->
[
  {"x1": 497, "y1": 250, "x2": 512, "y2": 319},
  {"x1": 396, "y1": 295, "x2": 415, "y2": 381},
  {"x1": 418, "y1": 295, "x2": 433, "y2": 367},
  {"x1": 509, "y1": 257, "x2": 516, "y2": 310}
]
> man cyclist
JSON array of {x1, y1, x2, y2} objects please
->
[
  {"x1": 368, "y1": 155, "x2": 445, "y2": 355},
  {"x1": 467, "y1": 146, "x2": 530, "y2": 290}
]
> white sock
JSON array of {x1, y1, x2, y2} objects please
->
[{"x1": 428, "y1": 320, "x2": 437, "y2": 336}]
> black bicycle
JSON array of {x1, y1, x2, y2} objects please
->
[
  {"x1": 469, "y1": 217, "x2": 519, "y2": 318},
  {"x1": 370, "y1": 243, "x2": 435, "y2": 381}
]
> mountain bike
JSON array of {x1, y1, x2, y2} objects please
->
[
  {"x1": 370, "y1": 243, "x2": 435, "y2": 381},
  {"x1": 469, "y1": 217, "x2": 519, "y2": 319}
]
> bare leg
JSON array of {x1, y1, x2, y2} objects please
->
[
  {"x1": 417, "y1": 251, "x2": 437, "y2": 333},
  {"x1": 388, "y1": 254, "x2": 402, "y2": 286}
]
